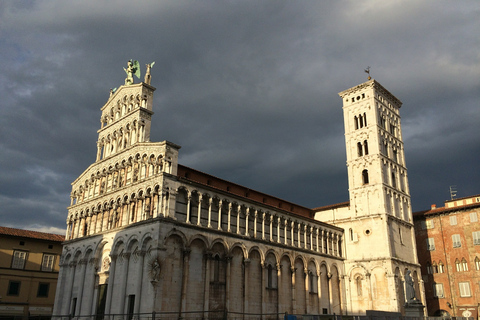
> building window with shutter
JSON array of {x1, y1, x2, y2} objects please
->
[
  {"x1": 473, "y1": 231, "x2": 480, "y2": 245},
  {"x1": 434, "y1": 283, "x2": 444, "y2": 298},
  {"x1": 470, "y1": 212, "x2": 478, "y2": 222},
  {"x1": 427, "y1": 238, "x2": 435, "y2": 251},
  {"x1": 459, "y1": 282, "x2": 471, "y2": 297},
  {"x1": 11, "y1": 250, "x2": 27, "y2": 269},
  {"x1": 41, "y1": 254, "x2": 55, "y2": 271},
  {"x1": 450, "y1": 215, "x2": 457, "y2": 225},
  {"x1": 452, "y1": 234, "x2": 461, "y2": 248}
]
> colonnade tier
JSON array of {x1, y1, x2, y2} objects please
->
[{"x1": 66, "y1": 185, "x2": 344, "y2": 259}]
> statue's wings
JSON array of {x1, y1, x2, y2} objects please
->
[
  {"x1": 150, "y1": 61, "x2": 155, "y2": 68},
  {"x1": 133, "y1": 60, "x2": 141, "y2": 79}
]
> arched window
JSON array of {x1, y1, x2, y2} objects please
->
[
  {"x1": 462, "y1": 258, "x2": 468, "y2": 271},
  {"x1": 475, "y1": 257, "x2": 480, "y2": 271},
  {"x1": 363, "y1": 112, "x2": 367, "y2": 126},
  {"x1": 391, "y1": 172, "x2": 396, "y2": 188},
  {"x1": 426, "y1": 262, "x2": 433, "y2": 274},
  {"x1": 364, "y1": 140, "x2": 369, "y2": 155},
  {"x1": 432, "y1": 262, "x2": 438, "y2": 273},
  {"x1": 455, "y1": 259, "x2": 461, "y2": 272},
  {"x1": 362, "y1": 169, "x2": 369, "y2": 184},
  {"x1": 354, "y1": 116, "x2": 359, "y2": 130},
  {"x1": 438, "y1": 261, "x2": 445, "y2": 273},
  {"x1": 349, "y1": 228, "x2": 354, "y2": 241},
  {"x1": 357, "y1": 142, "x2": 363, "y2": 157},
  {"x1": 359, "y1": 114, "x2": 364, "y2": 128}
]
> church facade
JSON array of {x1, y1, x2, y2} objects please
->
[{"x1": 52, "y1": 67, "x2": 424, "y2": 318}]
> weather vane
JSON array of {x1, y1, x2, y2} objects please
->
[{"x1": 364, "y1": 66, "x2": 371, "y2": 80}]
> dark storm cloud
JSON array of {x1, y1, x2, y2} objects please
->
[{"x1": 0, "y1": 0, "x2": 479, "y2": 233}]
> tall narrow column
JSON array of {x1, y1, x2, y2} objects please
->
[
  {"x1": 207, "y1": 198, "x2": 213, "y2": 228},
  {"x1": 104, "y1": 255, "x2": 117, "y2": 316},
  {"x1": 254, "y1": 210, "x2": 258, "y2": 238},
  {"x1": 75, "y1": 259, "x2": 88, "y2": 315},
  {"x1": 245, "y1": 208, "x2": 250, "y2": 236},
  {"x1": 309, "y1": 226, "x2": 313, "y2": 250},
  {"x1": 284, "y1": 219, "x2": 288, "y2": 245},
  {"x1": 217, "y1": 200, "x2": 223, "y2": 230},
  {"x1": 186, "y1": 193, "x2": 191, "y2": 224},
  {"x1": 203, "y1": 255, "x2": 211, "y2": 318},
  {"x1": 227, "y1": 203, "x2": 232, "y2": 232},
  {"x1": 180, "y1": 249, "x2": 191, "y2": 317},
  {"x1": 236, "y1": 205, "x2": 241, "y2": 234},
  {"x1": 277, "y1": 217, "x2": 281, "y2": 243},
  {"x1": 262, "y1": 212, "x2": 266, "y2": 240},
  {"x1": 133, "y1": 252, "x2": 145, "y2": 315},
  {"x1": 197, "y1": 194, "x2": 203, "y2": 226},
  {"x1": 291, "y1": 221, "x2": 295, "y2": 246}
]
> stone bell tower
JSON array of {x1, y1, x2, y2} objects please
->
[{"x1": 316, "y1": 78, "x2": 424, "y2": 314}]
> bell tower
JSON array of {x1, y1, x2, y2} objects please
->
[
  {"x1": 340, "y1": 78, "x2": 411, "y2": 223},
  {"x1": 314, "y1": 78, "x2": 424, "y2": 314}
]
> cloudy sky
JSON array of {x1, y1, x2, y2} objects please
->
[{"x1": 1, "y1": 1, "x2": 479, "y2": 235}]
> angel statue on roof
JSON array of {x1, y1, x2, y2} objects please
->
[{"x1": 124, "y1": 59, "x2": 141, "y2": 85}]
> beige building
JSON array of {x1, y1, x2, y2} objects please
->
[
  {"x1": 53, "y1": 66, "x2": 423, "y2": 318},
  {"x1": 0, "y1": 226, "x2": 64, "y2": 319}
]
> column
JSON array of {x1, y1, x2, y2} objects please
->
[
  {"x1": 245, "y1": 208, "x2": 250, "y2": 236},
  {"x1": 316, "y1": 228, "x2": 319, "y2": 252},
  {"x1": 225, "y1": 256, "x2": 232, "y2": 313},
  {"x1": 217, "y1": 200, "x2": 223, "y2": 230},
  {"x1": 133, "y1": 251, "x2": 145, "y2": 314},
  {"x1": 76, "y1": 259, "x2": 88, "y2": 315},
  {"x1": 186, "y1": 193, "x2": 192, "y2": 223},
  {"x1": 96, "y1": 142, "x2": 102, "y2": 161},
  {"x1": 303, "y1": 225, "x2": 307, "y2": 249},
  {"x1": 284, "y1": 219, "x2": 288, "y2": 245},
  {"x1": 305, "y1": 268, "x2": 310, "y2": 314},
  {"x1": 236, "y1": 205, "x2": 241, "y2": 234},
  {"x1": 291, "y1": 266, "x2": 296, "y2": 314},
  {"x1": 180, "y1": 249, "x2": 191, "y2": 317},
  {"x1": 291, "y1": 221, "x2": 295, "y2": 246},
  {"x1": 261, "y1": 263, "x2": 266, "y2": 316},
  {"x1": 197, "y1": 194, "x2": 203, "y2": 226},
  {"x1": 119, "y1": 253, "x2": 130, "y2": 314},
  {"x1": 227, "y1": 203, "x2": 232, "y2": 232},
  {"x1": 104, "y1": 255, "x2": 117, "y2": 315},
  {"x1": 244, "y1": 259, "x2": 250, "y2": 314},
  {"x1": 62, "y1": 261, "x2": 77, "y2": 315},
  {"x1": 207, "y1": 198, "x2": 213, "y2": 228},
  {"x1": 262, "y1": 212, "x2": 266, "y2": 240},
  {"x1": 203, "y1": 254, "x2": 211, "y2": 318},
  {"x1": 254, "y1": 210, "x2": 258, "y2": 238}
]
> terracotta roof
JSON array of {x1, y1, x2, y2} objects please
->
[
  {"x1": 0, "y1": 226, "x2": 65, "y2": 242},
  {"x1": 413, "y1": 201, "x2": 480, "y2": 218},
  {"x1": 313, "y1": 201, "x2": 350, "y2": 212},
  {"x1": 177, "y1": 164, "x2": 314, "y2": 218}
]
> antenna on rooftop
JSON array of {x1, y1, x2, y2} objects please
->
[
  {"x1": 449, "y1": 185, "x2": 457, "y2": 200},
  {"x1": 364, "y1": 66, "x2": 371, "y2": 80}
]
